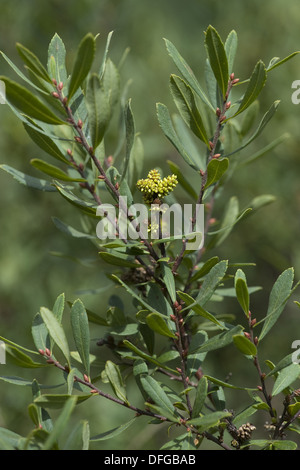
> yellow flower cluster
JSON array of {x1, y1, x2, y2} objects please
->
[{"x1": 136, "y1": 169, "x2": 178, "y2": 204}]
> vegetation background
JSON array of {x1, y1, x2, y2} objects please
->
[{"x1": 0, "y1": 0, "x2": 300, "y2": 450}]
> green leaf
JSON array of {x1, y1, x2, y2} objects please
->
[
  {"x1": 205, "y1": 158, "x2": 229, "y2": 189},
  {"x1": 5, "y1": 345, "x2": 46, "y2": 369},
  {"x1": 205, "y1": 26, "x2": 229, "y2": 98},
  {"x1": 235, "y1": 269, "x2": 250, "y2": 315},
  {"x1": 234, "y1": 60, "x2": 267, "y2": 117},
  {"x1": 34, "y1": 394, "x2": 91, "y2": 409},
  {"x1": 63, "y1": 419, "x2": 90, "y2": 450},
  {"x1": 272, "y1": 363, "x2": 300, "y2": 396},
  {"x1": 160, "y1": 262, "x2": 176, "y2": 303},
  {"x1": 233, "y1": 334, "x2": 257, "y2": 356},
  {"x1": 195, "y1": 325, "x2": 244, "y2": 353},
  {"x1": 170, "y1": 75, "x2": 209, "y2": 146},
  {"x1": 121, "y1": 98, "x2": 135, "y2": 183},
  {"x1": 205, "y1": 374, "x2": 255, "y2": 391},
  {"x1": 30, "y1": 159, "x2": 84, "y2": 182},
  {"x1": 105, "y1": 360, "x2": 128, "y2": 404},
  {"x1": 192, "y1": 377, "x2": 208, "y2": 418},
  {"x1": 225, "y1": 30, "x2": 238, "y2": 73},
  {"x1": 54, "y1": 182, "x2": 97, "y2": 217},
  {"x1": 122, "y1": 340, "x2": 177, "y2": 374},
  {"x1": 0, "y1": 76, "x2": 64, "y2": 124},
  {"x1": 23, "y1": 123, "x2": 70, "y2": 164},
  {"x1": 187, "y1": 411, "x2": 231, "y2": 431},
  {"x1": 43, "y1": 396, "x2": 77, "y2": 450},
  {"x1": 47, "y1": 33, "x2": 68, "y2": 85},
  {"x1": 99, "y1": 251, "x2": 139, "y2": 268},
  {"x1": 178, "y1": 291, "x2": 224, "y2": 328},
  {"x1": 32, "y1": 312, "x2": 51, "y2": 352},
  {"x1": 189, "y1": 256, "x2": 219, "y2": 283},
  {"x1": 16, "y1": 42, "x2": 52, "y2": 83},
  {"x1": 224, "y1": 101, "x2": 280, "y2": 158},
  {"x1": 90, "y1": 418, "x2": 136, "y2": 445},
  {"x1": 267, "y1": 51, "x2": 300, "y2": 72},
  {"x1": 196, "y1": 260, "x2": 228, "y2": 306},
  {"x1": 40, "y1": 307, "x2": 71, "y2": 367},
  {"x1": 70, "y1": 299, "x2": 90, "y2": 376},
  {"x1": 164, "y1": 38, "x2": 214, "y2": 111},
  {"x1": 156, "y1": 102, "x2": 200, "y2": 171},
  {"x1": 0, "y1": 164, "x2": 56, "y2": 192},
  {"x1": 259, "y1": 268, "x2": 295, "y2": 341},
  {"x1": 67, "y1": 33, "x2": 96, "y2": 102},
  {"x1": 0, "y1": 427, "x2": 23, "y2": 450},
  {"x1": 249, "y1": 439, "x2": 298, "y2": 450},
  {"x1": 146, "y1": 313, "x2": 176, "y2": 338},
  {"x1": 52, "y1": 217, "x2": 96, "y2": 240},
  {"x1": 85, "y1": 72, "x2": 111, "y2": 149},
  {"x1": 140, "y1": 375, "x2": 177, "y2": 418}
]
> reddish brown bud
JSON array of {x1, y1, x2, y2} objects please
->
[
  {"x1": 226, "y1": 101, "x2": 231, "y2": 109},
  {"x1": 52, "y1": 78, "x2": 57, "y2": 86},
  {"x1": 45, "y1": 348, "x2": 51, "y2": 357},
  {"x1": 52, "y1": 91, "x2": 59, "y2": 98},
  {"x1": 98, "y1": 175, "x2": 105, "y2": 180},
  {"x1": 38, "y1": 349, "x2": 45, "y2": 356},
  {"x1": 78, "y1": 163, "x2": 84, "y2": 171},
  {"x1": 67, "y1": 148, "x2": 72, "y2": 156},
  {"x1": 115, "y1": 182, "x2": 120, "y2": 190},
  {"x1": 230, "y1": 72, "x2": 235, "y2": 80},
  {"x1": 63, "y1": 97, "x2": 68, "y2": 105},
  {"x1": 77, "y1": 119, "x2": 83, "y2": 129},
  {"x1": 83, "y1": 374, "x2": 90, "y2": 383},
  {"x1": 257, "y1": 385, "x2": 263, "y2": 391},
  {"x1": 244, "y1": 332, "x2": 251, "y2": 339},
  {"x1": 212, "y1": 153, "x2": 221, "y2": 159},
  {"x1": 58, "y1": 82, "x2": 63, "y2": 90},
  {"x1": 232, "y1": 78, "x2": 240, "y2": 85},
  {"x1": 254, "y1": 336, "x2": 258, "y2": 345},
  {"x1": 216, "y1": 107, "x2": 221, "y2": 117},
  {"x1": 74, "y1": 136, "x2": 82, "y2": 144}
]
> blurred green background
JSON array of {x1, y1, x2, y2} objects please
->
[{"x1": 1, "y1": 0, "x2": 300, "y2": 450}]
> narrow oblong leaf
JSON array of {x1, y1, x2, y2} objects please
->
[
  {"x1": 40, "y1": 307, "x2": 70, "y2": 367},
  {"x1": 196, "y1": 260, "x2": 228, "y2": 306},
  {"x1": 233, "y1": 334, "x2": 257, "y2": 356},
  {"x1": 156, "y1": 102, "x2": 200, "y2": 171},
  {"x1": 121, "y1": 98, "x2": 135, "y2": 182},
  {"x1": 224, "y1": 30, "x2": 238, "y2": 73},
  {"x1": 205, "y1": 25, "x2": 229, "y2": 98},
  {"x1": 90, "y1": 418, "x2": 136, "y2": 445},
  {"x1": 170, "y1": 75, "x2": 209, "y2": 146},
  {"x1": 272, "y1": 363, "x2": 300, "y2": 396},
  {"x1": 235, "y1": 269, "x2": 250, "y2": 315},
  {"x1": 43, "y1": 396, "x2": 77, "y2": 450},
  {"x1": 0, "y1": 76, "x2": 64, "y2": 124},
  {"x1": 0, "y1": 164, "x2": 56, "y2": 192},
  {"x1": 192, "y1": 377, "x2": 208, "y2": 418},
  {"x1": 187, "y1": 411, "x2": 231, "y2": 431},
  {"x1": 105, "y1": 360, "x2": 128, "y2": 404},
  {"x1": 146, "y1": 313, "x2": 176, "y2": 338},
  {"x1": 68, "y1": 33, "x2": 96, "y2": 102},
  {"x1": 140, "y1": 375, "x2": 177, "y2": 418},
  {"x1": 16, "y1": 43, "x2": 52, "y2": 83},
  {"x1": 30, "y1": 159, "x2": 85, "y2": 182},
  {"x1": 85, "y1": 72, "x2": 111, "y2": 149},
  {"x1": 70, "y1": 299, "x2": 90, "y2": 376},
  {"x1": 234, "y1": 60, "x2": 267, "y2": 117},
  {"x1": 164, "y1": 38, "x2": 214, "y2": 111},
  {"x1": 160, "y1": 262, "x2": 176, "y2": 303},
  {"x1": 23, "y1": 123, "x2": 70, "y2": 164},
  {"x1": 47, "y1": 33, "x2": 68, "y2": 85},
  {"x1": 259, "y1": 268, "x2": 295, "y2": 341},
  {"x1": 178, "y1": 291, "x2": 224, "y2": 328},
  {"x1": 205, "y1": 158, "x2": 229, "y2": 189}
]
